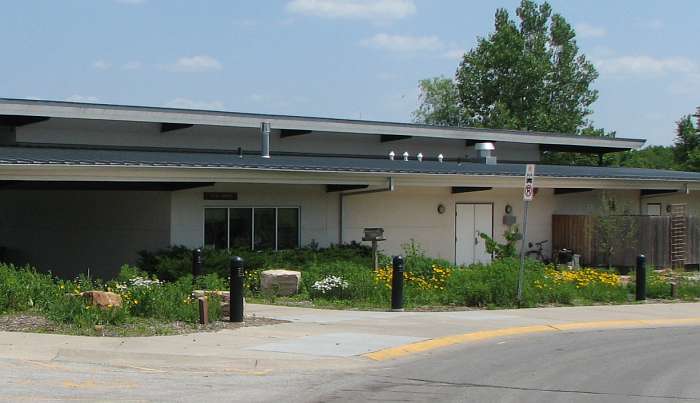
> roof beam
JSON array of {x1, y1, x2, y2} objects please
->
[
  {"x1": 452, "y1": 186, "x2": 492, "y2": 194},
  {"x1": 554, "y1": 188, "x2": 594, "y2": 195},
  {"x1": 540, "y1": 144, "x2": 621, "y2": 154},
  {"x1": 380, "y1": 135, "x2": 411, "y2": 143},
  {"x1": 280, "y1": 129, "x2": 312, "y2": 138},
  {"x1": 641, "y1": 189, "x2": 679, "y2": 196},
  {"x1": 0, "y1": 115, "x2": 49, "y2": 127},
  {"x1": 326, "y1": 184, "x2": 369, "y2": 193},
  {"x1": 160, "y1": 123, "x2": 194, "y2": 133}
]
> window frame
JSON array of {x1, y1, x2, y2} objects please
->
[{"x1": 203, "y1": 206, "x2": 301, "y2": 250}]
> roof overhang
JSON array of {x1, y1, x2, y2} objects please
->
[
  {"x1": 0, "y1": 165, "x2": 696, "y2": 191},
  {"x1": 0, "y1": 98, "x2": 645, "y2": 151}
]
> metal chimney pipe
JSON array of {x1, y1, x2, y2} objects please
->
[{"x1": 260, "y1": 122, "x2": 271, "y2": 158}]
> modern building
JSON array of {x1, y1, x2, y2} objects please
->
[{"x1": 0, "y1": 98, "x2": 698, "y2": 277}]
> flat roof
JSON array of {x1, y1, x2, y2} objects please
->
[
  {"x1": 1, "y1": 145, "x2": 697, "y2": 182},
  {"x1": 0, "y1": 98, "x2": 644, "y2": 151}
]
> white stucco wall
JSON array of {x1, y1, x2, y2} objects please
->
[
  {"x1": 170, "y1": 184, "x2": 556, "y2": 262},
  {"x1": 0, "y1": 189, "x2": 171, "y2": 278},
  {"x1": 16, "y1": 118, "x2": 541, "y2": 162}
]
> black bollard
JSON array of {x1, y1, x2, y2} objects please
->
[
  {"x1": 391, "y1": 255, "x2": 405, "y2": 312},
  {"x1": 636, "y1": 254, "x2": 646, "y2": 301},
  {"x1": 230, "y1": 256, "x2": 245, "y2": 322},
  {"x1": 192, "y1": 248, "x2": 203, "y2": 282}
]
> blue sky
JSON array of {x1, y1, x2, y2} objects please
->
[{"x1": 1, "y1": 0, "x2": 698, "y2": 145}]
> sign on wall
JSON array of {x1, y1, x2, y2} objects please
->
[
  {"x1": 204, "y1": 192, "x2": 238, "y2": 201},
  {"x1": 523, "y1": 164, "x2": 535, "y2": 201}
]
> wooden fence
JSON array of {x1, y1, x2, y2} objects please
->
[{"x1": 552, "y1": 215, "x2": 699, "y2": 268}]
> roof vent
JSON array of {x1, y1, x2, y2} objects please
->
[
  {"x1": 260, "y1": 122, "x2": 271, "y2": 158},
  {"x1": 474, "y1": 142, "x2": 497, "y2": 165}
]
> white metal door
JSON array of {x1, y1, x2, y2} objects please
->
[
  {"x1": 474, "y1": 204, "x2": 493, "y2": 264},
  {"x1": 456, "y1": 204, "x2": 493, "y2": 265},
  {"x1": 456, "y1": 204, "x2": 475, "y2": 265}
]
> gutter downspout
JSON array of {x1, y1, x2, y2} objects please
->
[{"x1": 338, "y1": 177, "x2": 395, "y2": 245}]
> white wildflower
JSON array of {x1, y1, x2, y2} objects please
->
[{"x1": 311, "y1": 276, "x2": 349, "y2": 294}]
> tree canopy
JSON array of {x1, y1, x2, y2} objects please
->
[{"x1": 414, "y1": 0, "x2": 600, "y2": 136}]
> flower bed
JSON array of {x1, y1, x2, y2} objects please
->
[{"x1": 0, "y1": 263, "x2": 226, "y2": 335}]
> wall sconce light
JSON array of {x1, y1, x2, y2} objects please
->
[
  {"x1": 437, "y1": 204, "x2": 446, "y2": 214},
  {"x1": 505, "y1": 204, "x2": 513, "y2": 214}
]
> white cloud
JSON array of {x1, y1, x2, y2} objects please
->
[
  {"x1": 575, "y1": 23, "x2": 607, "y2": 38},
  {"x1": 165, "y1": 98, "x2": 225, "y2": 110},
  {"x1": 92, "y1": 60, "x2": 111, "y2": 70},
  {"x1": 122, "y1": 61, "x2": 142, "y2": 70},
  {"x1": 286, "y1": 0, "x2": 415, "y2": 21},
  {"x1": 596, "y1": 55, "x2": 697, "y2": 75},
  {"x1": 65, "y1": 95, "x2": 99, "y2": 103},
  {"x1": 164, "y1": 55, "x2": 222, "y2": 73},
  {"x1": 361, "y1": 33, "x2": 443, "y2": 52}
]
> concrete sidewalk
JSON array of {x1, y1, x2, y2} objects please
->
[{"x1": 1, "y1": 302, "x2": 699, "y2": 372}]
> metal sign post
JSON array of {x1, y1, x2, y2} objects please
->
[{"x1": 517, "y1": 164, "x2": 535, "y2": 307}]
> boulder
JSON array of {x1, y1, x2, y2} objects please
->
[
  {"x1": 260, "y1": 270, "x2": 301, "y2": 296},
  {"x1": 82, "y1": 291, "x2": 122, "y2": 308}
]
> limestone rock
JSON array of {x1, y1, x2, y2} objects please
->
[
  {"x1": 82, "y1": 291, "x2": 122, "y2": 308},
  {"x1": 260, "y1": 270, "x2": 301, "y2": 296}
]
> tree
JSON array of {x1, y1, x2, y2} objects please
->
[
  {"x1": 413, "y1": 77, "x2": 464, "y2": 126},
  {"x1": 673, "y1": 114, "x2": 700, "y2": 171},
  {"x1": 606, "y1": 146, "x2": 677, "y2": 170},
  {"x1": 416, "y1": 0, "x2": 600, "y2": 138}
]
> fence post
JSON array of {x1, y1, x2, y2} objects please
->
[
  {"x1": 636, "y1": 254, "x2": 646, "y2": 301},
  {"x1": 391, "y1": 255, "x2": 405, "y2": 312},
  {"x1": 230, "y1": 256, "x2": 245, "y2": 322},
  {"x1": 192, "y1": 248, "x2": 203, "y2": 282}
]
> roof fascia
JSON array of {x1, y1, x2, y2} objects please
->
[{"x1": 0, "y1": 99, "x2": 644, "y2": 150}]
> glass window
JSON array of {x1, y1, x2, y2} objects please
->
[
  {"x1": 277, "y1": 208, "x2": 299, "y2": 249},
  {"x1": 229, "y1": 208, "x2": 253, "y2": 249},
  {"x1": 254, "y1": 208, "x2": 276, "y2": 250},
  {"x1": 205, "y1": 207, "x2": 299, "y2": 250},
  {"x1": 204, "y1": 208, "x2": 228, "y2": 249}
]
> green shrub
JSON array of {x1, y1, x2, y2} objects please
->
[
  {"x1": 137, "y1": 243, "x2": 373, "y2": 281},
  {"x1": 400, "y1": 239, "x2": 452, "y2": 278},
  {"x1": 0, "y1": 263, "x2": 61, "y2": 314}
]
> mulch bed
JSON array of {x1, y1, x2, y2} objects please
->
[{"x1": 0, "y1": 313, "x2": 288, "y2": 337}]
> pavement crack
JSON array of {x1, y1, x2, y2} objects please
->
[{"x1": 398, "y1": 376, "x2": 700, "y2": 401}]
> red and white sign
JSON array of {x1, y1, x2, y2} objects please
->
[{"x1": 523, "y1": 164, "x2": 536, "y2": 201}]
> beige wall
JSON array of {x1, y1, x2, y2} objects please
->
[
  {"x1": 16, "y1": 118, "x2": 540, "y2": 162},
  {"x1": 0, "y1": 189, "x2": 171, "y2": 278},
  {"x1": 170, "y1": 184, "x2": 557, "y2": 261},
  {"x1": 170, "y1": 183, "x2": 339, "y2": 249}
]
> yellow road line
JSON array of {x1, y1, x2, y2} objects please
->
[{"x1": 364, "y1": 317, "x2": 700, "y2": 361}]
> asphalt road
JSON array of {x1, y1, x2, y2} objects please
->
[
  {"x1": 2, "y1": 326, "x2": 700, "y2": 402},
  {"x1": 304, "y1": 326, "x2": 700, "y2": 403}
]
